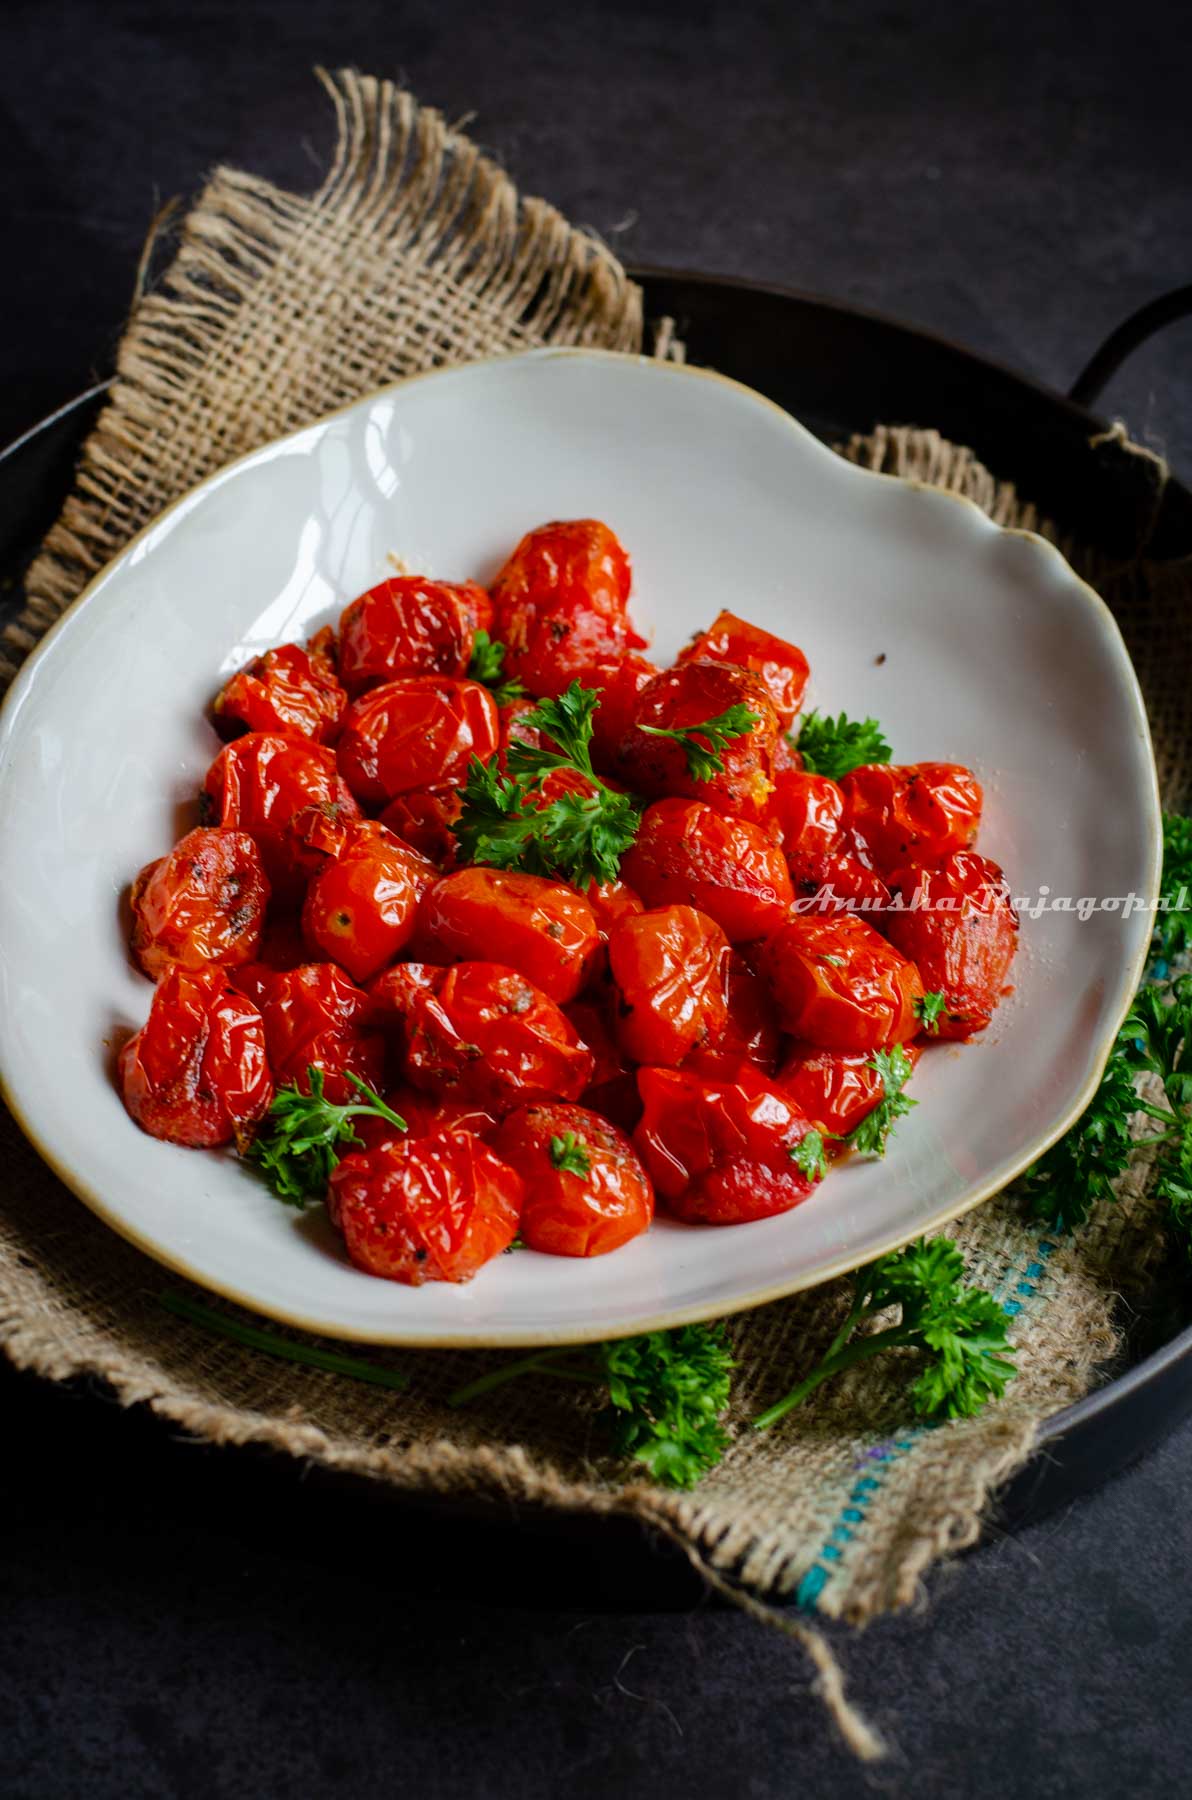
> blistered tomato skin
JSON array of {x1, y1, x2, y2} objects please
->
[
  {"x1": 258, "y1": 963, "x2": 386, "y2": 1102},
  {"x1": 404, "y1": 961, "x2": 595, "y2": 1116},
  {"x1": 337, "y1": 577, "x2": 490, "y2": 693},
  {"x1": 493, "y1": 1102, "x2": 654, "y2": 1256},
  {"x1": 330, "y1": 1134, "x2": 522, "y2": 1284},
  {"x1": 885, "y1": 852, "x2": 1019, "y2": 1039},
  {"x1": 684, "y1": 949, "x2": 781, "y2": 1079},
  {"x1": 584, "y1": 878, "x2": 644, "y2": 939},
  {"x1": 678, "y1": 610, "x2": 810, "y2": 728},
  {"x1": 301, "y1": 821, "x2": 438, "y2": 984},
  {"x1": 579, "y1": 653, "x2": 659, "y2": 770},
  {"x1": 764, "y1": 771, "x2": 846, "y2": 857},
  {"x1": 760, "y1": 913, "x2": 925, "y2": 1051},
  {"x1": 777, "y1": 1041, "x2": 921, "y2": 1139},
  {"x1": 213, "y1": 640, "x2": 346, "y2": 744},
  {"x1": 415, "y1": 866, "x2": 601, "y2": 1004},
  {"x1": 607, "y1": 904, "x2": 729, "y2": 1067},
  {"x1": 130, "y1": 828, "x2": 270, "y2": 980},
  {"x1": 634, "y1": 1066, "x2": 823, "y2": 1224},
  {"x1": 490, "y1": 518, "x2": 641, "y2": 697},
  {"x1": 564, "y1": 997, "x2": 643, "y2": 1133},
  {"x1": 118, "y1": 966, "x2": 273, "y2": 1148},
  {"x1": 841, "y1": 762, "x2": 983, "y2": 875},
  {"x1": 618, "y1": 661, "x2": 780, "y2": 818},
  {"x1": 366, "y1": 962, "x2": 446, "y2": 1039},
  {"x1": 202, "y1": 732, "x2": 361, "y2": 901},
  {"x1": 621, "y1": 798, "x2": 793, "y2": 942},
  {"x1": 787, "y1": 850, "x2": 892, "y2": 922},
  {"x1": 378, "y1": 789, "x2": 463, "y2": 869},
  {"x1": 336, "y1": 677, "x2": 500, "y2": 805}
]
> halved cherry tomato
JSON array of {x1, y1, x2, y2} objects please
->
[
  {"x1": 404, "y1": 961, "x2": 594, "y2": 1116},
  {"x1": 777, "y1": 1041, "x2": 922, "y2": 1139},
  {"x1": 336, "y1": 677, "x2": 499, "y2": 804},
  {"x1": 493, "y1": 1101, "x2": 653, "y2": 1256},
  {"x1": 678, "y1": 610, "x2": 809, "y2": 728},
  {"x1": 258, "y1": 963, "x2": 386, "y2": 1102},
  {"x1": 414, "y1": 866, "x2": 601, "y2": 1004},
  {"x1": 337, "y1": 577, "x2": 491, "y2": 693},
  {"x1": 378, "y1": 789, "x2": 463, "y2": 869},
  {"x1": 885, "y1": 852, "x2": 1018, "y2": 1039},
  {"x1": 213, "y1": 639, "x2": 346, "y2": 743},
  {"x1": 684, "y1": 949, "x2": 780, "y2": 1079},
  {"x1": 607, "y1": 904, "x2": 729, "y2": 1066},
  {"x1": 130, "y1": 828, "x2": 269, "y2": 980},
  {"x1": 760, "y1": 912, "x2": 924, "y2": 1050},
  {"x1": 634, "y1": 1065, "x2": 823, "y2": 1224},
  {"x1": 202, "y1": 733, "x2": 360, "y2": 901},
  {"x1": 119, "y1": 965, "x2": 273, "y2": 1148},
  {"x1": 301, "y1": 821, "x2": 438, "y2": 983},
  {"x1": 330, "y1": 1134, "x2": 522, "y2": 1284},
  {"x1": 841, "y1": 762, "x2": 982, "y2": 875},
  {"x1": 621, "y1": 797, "x2": 793, "y2": 942},
  {"x1": 618, "y1": 661, "x2": 779, "y2": 817},
  {"x1": 490, "y1": 518, "x2": 642, "y2": 696}
]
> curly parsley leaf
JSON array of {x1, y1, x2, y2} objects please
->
[
  {"x1": 467, "y1": 629, "x2": 526, "y2": 705},
  {"x1": 549, "y1": 1130, "x2": 592, "y2": 1176},
  {"x1": 453, "y1": 682, "x2": 642, "y2": 886},
  {"x1": 915, "y1": 991, "x2": 947, "y2": 1034},
  {"x1": 846, "y1": 1045, "x2": 917, "y2": 1157},
  {"x1": 794, "y1": 710, "x2": 892, "y2": 781},
  {"x1": 447, "y1": 1323, "x2": 735, "y2": 1490},
  {"x1": 754, "y1": 1236, "x2": 1015, "y2": 1430},
  {"x1": 248, "y1": 1067, "x2": 406, "y2": 1205},
  {"x1": 637, "y1": 701, "x2": 761, "y2": 782},
  {"x1": 789, "y1": 1128, "x2": 829, "y2": 1181},
  {"x1": 1156, "y1": 812, "x2": 1192, "y2": 964},
  {"x1": 1021, "y1": 1038, "x2": 1148, "y2": 1230}
]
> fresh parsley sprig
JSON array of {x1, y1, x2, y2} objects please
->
[
  {"x1": 914, "y1": 991, "x2": 947, "y2": 1034},
  {"x1": 753, "y1": 1238, "x2": 1016, "y2": 1430},
  {"x1": 447, "y1": 1324, "x2": 735, "y2": 1490},
  {"x1": 638, "y1": 701, "x2": 761, "y2": 782},
  {"x1": 794, "y1": 710, "x2": 892, "y2": 781},
  {"x1": 846, "y1": 1045, "x2": 918, "y2": 1157},
  {"x1": 467, "y1": 629, "x2": 526, "y2": 704},
  {"x1": 1156, "y1": 812, "x2": 1192, "y2": 964},
  {"x1": 249, "y1": 1067, "x2": 406, "y2": 1205},
  {"x1": 453, "y1": 681, "x2": 642, "y2": 887},
  {"x1": 549, "y1": 1131, "x2": 592, "y2": 1176},
  {"x1": 789, "y1": 1128, "x2": 829, "y2": 1180}
]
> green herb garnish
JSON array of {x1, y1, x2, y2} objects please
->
[
  {"x1": 794, "y1": 710, "x2": 892, "y2": 780},
  {"x1": 915, "y1": 991, "x2": 948, "y2": 1034},
  {"x1": 249, "y1": 1067, "x2": 406, "y2": 1204},
  {"x1": 789, "y1": 1128, "x2": 829, "y2": 1181},
  {"x1": 638, "y1": 701, "x2": 761, "y2": 781},
  {"x1": 467, "y1": 629, "x2": 526, "y2": 705},
  {"x1": 549, "y1": 1131, "x2": 592, "y2": 1176},
  {"x1": 846, "y1": 1045, "x2": 918, "y2": 1157}
]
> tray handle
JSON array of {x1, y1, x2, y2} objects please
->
[{"x1": 1069, "y1": 284, "x2": 1192, "y2": 408}]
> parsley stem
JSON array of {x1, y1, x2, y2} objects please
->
[
  {"x1": 157, "y1": 1291, "x2": 409, "y2": 1390},
  {"x1": 752, "y1": 1323, "x2": 912, "y2": 1430},
  {"x1": 447, "y1": 1350, "x2": 602, "y2": 1407},
  {"x1": 342, "y1": 1071, "x2": 406, "y2": 1128}
]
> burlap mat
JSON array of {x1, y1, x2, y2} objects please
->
[{"x1": 3, "y1": 72, "x2": 1189, "y2": 1697}]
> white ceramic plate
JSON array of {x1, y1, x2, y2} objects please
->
[{"x1": 0, "y1": 350, "x2": 1160, "y2": 1345}]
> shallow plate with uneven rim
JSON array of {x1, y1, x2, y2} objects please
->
[{"x1": 0, "y1": 349, "x2": 1161, "y2": 1346}]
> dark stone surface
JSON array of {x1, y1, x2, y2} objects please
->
[{"x1": 2, "y1": 2, "x2": 1191, "y2": 1793}]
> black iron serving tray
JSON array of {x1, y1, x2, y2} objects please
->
[{"x1": 3, "y1": 271, "x2": 1191, "y2": 1584}]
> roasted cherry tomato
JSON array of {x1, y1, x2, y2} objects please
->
[
  {"x1": 130, "y1": 828, "x2": 269, "y2": 980},
  {"x1": 227, "y1": 912, "x2": 310, "y2": 1009},
  {"x1": 258, "y1": 963, "x2": 386, "y2": 1102},
  {"x1": 212, "y1": 639, "x2": 346, "y2": 743},
  {"x1": 760, "y1": 912, "x2": 924, "y2": 1050},
  {"x1": 564, "y1": 996, "x2": 642, "y2": 1133},
  {"x1": 414, "y1": 866, "x2": 601, "y2": 1004},
  {"x1": 840, "y1": 762, "x2": 982, "y2": 875},
  {"x1": 634, "y1": 1066, "x2": 823, "y2": 1224},
  {"x1": 301, "y1": 821, "x2": 438, "y2": 983},
  {"x1": 786, "y1": 849, "x2": 892, "y2": 921},
  {"x1": 499, "y1": 696, "x2": 551, "y2": 763},
  {"x1": 684, "y1": 949, "x2": 780, "y2": 1079},
  {"x1": 678, "y1": 610, "x2": 809, "y2": 728},
  {"x1": 330, "y1": 1134, "x2": 522, "y2": 1284},
  {"x1": 618, "y1": 661, "x2": 780, "y2": 817},
  {"x1": 621, "y1": 797, "x2": 793, "y2": 942},
  {"x1": 763, "y1": 770, "x2": 845, "y2": 857},
  {"x1": 584, "y1": 878, "x2": 644, "y2": 939},
  {"x1": 119, "y1": 965, "x2": 273, "y2": 1148},
  {"x1": 885, "y1": 852, "x2": 1018, "y2": 1039},
  {"x1": 378, "y1": 788, "x2": 463, "y2": 869},
  {"x1": 202, "y1": 732, "x2": 360, "y2": 900},
  {"x1": 337, "y1": 577, "x2": 491, "y2": 693},
  {"x1": 367, "y1": 961, "x2": 446, "y2": 1038},
  {"x1": 493, "y1": 1102, "x2": 653, "y2": 1256},
  {"x1": 349, "y1": 1083, "x2": 498, "y2": 1156},
  {"x1": 607, "y1": 904, "x2": 729, "y2": 1067},
  {"x1": 404, "y1": 962, "x2": 594, "y2": 1116},
  {"x1": 490, "y1": 519, "x2": 643, "y2": 696},
  {"x1": 578, "y1": 652, "x2": 659, "y2": 770},
  {"x1": 336, "y1": 676, "x2": 499, "y2": 805},
  {"x1": 777, "y1": 1041, "x2": 921, "y2": 1140}
]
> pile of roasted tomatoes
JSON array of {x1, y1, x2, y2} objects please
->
[{"x1": 117, "y1": 517, "x2": 1018, "y2": 1287}]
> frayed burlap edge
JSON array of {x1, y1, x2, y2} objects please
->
[{"x1": 1, "y1": 66, "x2": 1189, "y2": 1762}]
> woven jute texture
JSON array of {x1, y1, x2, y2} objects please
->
[{"x1": 3, "y1": 71, "x2": 1189, "y2": 1668}]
